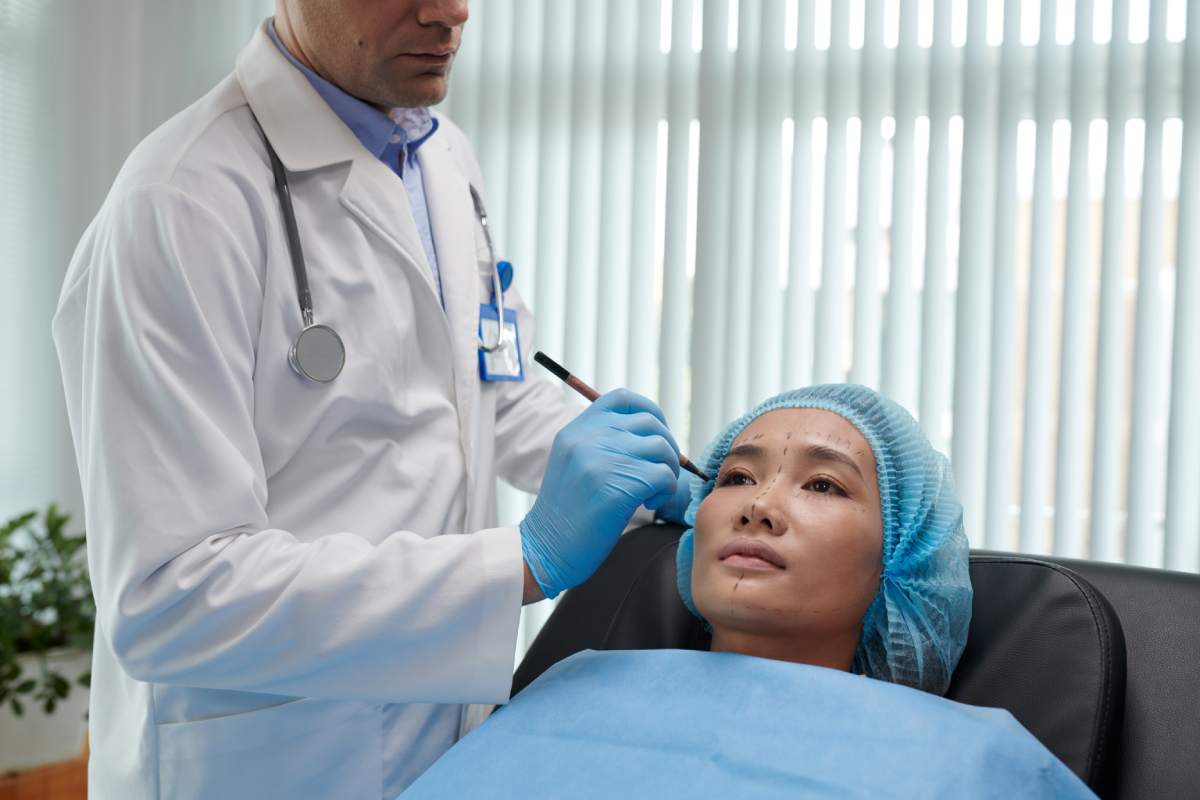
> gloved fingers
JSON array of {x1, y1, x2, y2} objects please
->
[
  {"x1": 643, "y1": 473, "x2": 682, "y2": 511},
  {"x1": 613, "y1": 429, "x2": 681, "y2": 472},
  {"x1": 592, "y1": 388, "x2": 670, "y2": 428},
  {"x1": 604, "y1": 457, "x2": 678, "y2": 500},
  {"x1": 639, "y1": 464, "x2": 681, "y2": 510},
  {"x1": 655, "y1": 472, "x2": 696, "y2": 524},
  {"x1": 604, "y1": 412, "x2": 682, "y2": 461}
]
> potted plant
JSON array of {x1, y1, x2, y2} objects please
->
[{"x1": 0, "y1": 504, "x2": 94, "y2": 775}]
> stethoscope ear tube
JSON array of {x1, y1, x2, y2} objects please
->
[{"x1": 469, "y1": 185, "x2": 507, "y2": 353}]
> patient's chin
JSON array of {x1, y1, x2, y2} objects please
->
[{"x1": 696, "y1": 580, "x2": 796, "y2": 633}]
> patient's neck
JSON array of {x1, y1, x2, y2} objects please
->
[{"x1": 709, "y1": 626, "x2": 859, "y2": 671}]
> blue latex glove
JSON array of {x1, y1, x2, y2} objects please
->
[
  {"x1": 521, "y1": 389, "x2": 681, "y2": 599},
  {"x1": 654, "y1": 472, "x2": 696, "y2": 526}
]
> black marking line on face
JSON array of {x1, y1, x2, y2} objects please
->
[
  {"x1": 809, "y1": 605, "x2": 846, "y2": 615},
  {"x1": 810, "y1": 429, "x2": 855, "y2": 451},
  {"x1": 751, "y1": 476, "x2": 778, "y2": 512}
]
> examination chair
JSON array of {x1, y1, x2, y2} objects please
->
[{"x1": 512, "y1": 523, "x2": 1200, "y2": 798}]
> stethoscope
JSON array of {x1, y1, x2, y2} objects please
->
[
  {"x1": 469, "y1": 185, "x2": 508, "y2": 354},
  {"x1": 253, "y1": 114, "x2": 508, "y2": 385}
]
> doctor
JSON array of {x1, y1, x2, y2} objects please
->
[{"x1": 51, "y1": 1, "x2": 694, "y2": 797}]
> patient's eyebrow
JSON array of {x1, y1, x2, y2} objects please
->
[
  {"x1": 727, "y1": 441, "x2": 867, "y2": 482},
  {"x1": 725, "y1": 443, "x2": 767, "y2": 462},
  {"x1": 802, "y1": 444, "x2": 865, "y2": 482}
]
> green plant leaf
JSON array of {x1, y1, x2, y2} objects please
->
[
  {"x1": 0, "y1": 504, "x2": 94, "y2": 714},
  {"x1": 1, "y1": 511, "x2": 37, "y2": 538}
]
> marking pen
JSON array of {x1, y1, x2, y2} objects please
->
[{"x1": 533, "y1": 351, "x2": 711, "y2": 482}]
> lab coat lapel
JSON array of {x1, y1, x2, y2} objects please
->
[
  {"x1": 420, "y1": 135, "x2": 481, "y2": 453},
  {"x1": 338, "y1": 158, "x2": 440, "y2": 302},
  {"x1": 236, "y1": 21, "x2": 441, "y2": 306}
]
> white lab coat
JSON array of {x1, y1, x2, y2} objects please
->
[{"x1": 52, "y1": 21, "x2": 582, "y2": 799}]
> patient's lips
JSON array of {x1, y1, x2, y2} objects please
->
[{"x1": 717, "y1": 537, "x2": 786, "y2": 570}]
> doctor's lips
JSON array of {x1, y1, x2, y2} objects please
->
[
  {"x1": 399, "y1": 47, "x2": 457, "y2": 64},
  {"x1": 717, "y1": 537, "x2": 787, "y2": 570}
]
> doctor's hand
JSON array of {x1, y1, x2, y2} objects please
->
[
  {"x1": 520, "y1": 389, "x2": 682, "y2": 600},
  {"x1": 654, "y1": 472, "x2": 698, "y2": 526}
]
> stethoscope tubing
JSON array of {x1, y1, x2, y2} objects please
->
[
  {"x1": 469, "y1": 185, "x2": 507, "y2": 353},
  {"x1": 254, "y1": 115, "x2": 316, "y2": 330}
]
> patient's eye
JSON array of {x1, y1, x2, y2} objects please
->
[
  {"x1": 718, "y1": 470, "x2": 755, "y2": 487},
  {"x1": 805, "y1": 478, "x2": 847, "y2": 497}
]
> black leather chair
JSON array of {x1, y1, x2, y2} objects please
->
[{"x1": 513, "y1": 523, "x2": 1200, "y2": 798}]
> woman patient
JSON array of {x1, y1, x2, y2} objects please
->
[{"x1": 404, "y1": 385, "x2": 1095, "y2": 798}]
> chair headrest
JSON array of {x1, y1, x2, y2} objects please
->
[
  {"x1": 514, "y1": 524, "x2": 1126, "y2": 795},
  {"x1": 947, "y1": 555, "x2": 1126, "y2": 794}
]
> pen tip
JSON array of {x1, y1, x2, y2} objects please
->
[{"x1": 533, "y1": 351, "x2": 570, "y2": 382}]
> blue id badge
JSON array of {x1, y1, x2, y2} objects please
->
[{"x1": 478, "y1": 303, "x2": 524, "y2": 381}]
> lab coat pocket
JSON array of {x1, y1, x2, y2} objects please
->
[{"x1": 156, "y1": 697, "x2": 381, "y2": 800}]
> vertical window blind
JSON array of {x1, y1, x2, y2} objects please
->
[
  {"x1": 0, "y1": 0, "x2": 40, "y2": 518},
  {"x1": 0, "y1": 0, "x2": 275, "y2": 519},
  {"x1": 443, "y1": 1, "x2": 1199, "y2": 608}
]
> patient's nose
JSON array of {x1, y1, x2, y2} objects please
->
[{"x1": 737, "y1": 487, "x2": 789, "y2": 536}]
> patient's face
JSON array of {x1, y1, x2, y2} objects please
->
[{"x1": 691, "y1": 409, "x2": 884, "y2": 655}]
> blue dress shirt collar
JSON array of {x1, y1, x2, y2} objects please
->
[{"x1": 266, "y1": 20, "x2": 438, "y2": 169}]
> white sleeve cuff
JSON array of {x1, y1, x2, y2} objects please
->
[{"x1": 463, "y1": 525, "x2": 524, "y2": 703}]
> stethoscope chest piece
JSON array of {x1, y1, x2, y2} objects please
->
[{"x1": 288, "y1": 323, "x2": 346, "y2": 384}]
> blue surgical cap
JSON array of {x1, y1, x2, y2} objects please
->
[{"x1": 676, "y1": 384, "x2": 972, "y2": 695}]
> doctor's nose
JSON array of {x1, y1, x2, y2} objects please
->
[{"x1": 418, "y1": 0, "x2": 469, "y2": 28}]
